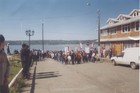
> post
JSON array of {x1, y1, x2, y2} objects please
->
[
  {"x1": 29, "y1": 34, "x2": 31, "y2": 49},
  {"x1": 97, "y1": 10, "x2": 101, "y2": 59},
  {"x1": 42, "y1": 22, "x2": 44, "y2": 53}
]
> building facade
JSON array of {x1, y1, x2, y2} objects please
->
[{"x1": 100, "y1": 9, "x2": 140, "y2": 56}]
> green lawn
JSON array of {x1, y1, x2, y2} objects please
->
[
  {"x1": 9, "y1": 55, "x2": 22, "y2": 81},
  {"x1": 8, "y1": 55, "x2": 25, "y2": 93}
]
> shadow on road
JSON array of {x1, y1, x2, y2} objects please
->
[
  {"x1": 36, "y1": 71, "x2": 62, "y2": 79},
  {"x1": 21, "y1": 69, "x2": 62, "y2": 93}
]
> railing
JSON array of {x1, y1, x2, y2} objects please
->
[{"x1": 8, "y1": 68, "x2": 23, "y2": 88}]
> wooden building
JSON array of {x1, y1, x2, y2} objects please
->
[{"x1": 100, "y1": 9, "x2": 140, "y2": 56}]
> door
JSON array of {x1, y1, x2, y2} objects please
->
[{"x1": 114, "y1": 42, "x2": 122, "y2": 56}]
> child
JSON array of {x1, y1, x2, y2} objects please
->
[{"x1": 0, "y1": 34, "x2": 10, "y2": 93}]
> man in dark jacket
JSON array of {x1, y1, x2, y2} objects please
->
[
  {"x1": 0, "y1": 34, "x2": 10, "y2": 93},
  {"x1": 20, "y1": 44, "x2": 30, "y2": 79}
]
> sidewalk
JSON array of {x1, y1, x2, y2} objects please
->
[{"x1": 21, "y1": 61, "x2": 37, "y2": 93}]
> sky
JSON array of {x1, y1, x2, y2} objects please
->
[{"x1": 0, "y1": 0, "x2": 139, "y2": 40}]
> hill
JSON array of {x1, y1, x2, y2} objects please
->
[{"x1": 6, "y1": 40, "x2": 97, "y2": 45}]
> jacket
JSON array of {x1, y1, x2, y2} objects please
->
[{"x1": 0, "y1": 50, "x2": 10, "y2": 85}]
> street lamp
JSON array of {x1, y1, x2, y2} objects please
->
[{"x1": 25, "y1": 30, "x2": 35, "y2": 49}]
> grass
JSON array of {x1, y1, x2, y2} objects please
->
[
  {"x1": 10, "y1": 76, "x2": 25, "y2": 93},
  {"x1": 8, "y1": 54, "x2": 25, "y2": 93},
  {"x1": 9, "y1": 54, "x2": 22, "y2": 81}
]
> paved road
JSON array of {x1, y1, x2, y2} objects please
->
[{"x1": 22, "y1": 58, "x2": 139, "y2": 93}]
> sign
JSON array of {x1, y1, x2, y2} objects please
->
[
  {"x1": 85, "y1": 47, "x2": 90, "y2": 53},
  {"x1": 65, "y1": 46, "x2": 70, "y2": 54}
]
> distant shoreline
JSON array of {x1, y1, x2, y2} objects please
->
[{"x1": 6, "y1": 40, "x2": 97, "y2": 45}]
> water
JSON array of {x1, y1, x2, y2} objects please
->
[{"x1": 5, "y1": 44, "x2": 97, "y2": 53}]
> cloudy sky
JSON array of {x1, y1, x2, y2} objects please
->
[{"x1": 0, "y1": 0, "x2": 139, "y2": 40}]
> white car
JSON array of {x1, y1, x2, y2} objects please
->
[{"x1": 111, "y1": 47, "x2": 139, "y2": 69}]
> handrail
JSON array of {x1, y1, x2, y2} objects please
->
[{"x1": 8, "y1": 68, "x2": 23, "y2": 88}]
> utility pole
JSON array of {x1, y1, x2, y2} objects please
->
[
  {"x1": 97, "y1": 10, "x2": 101, "y2": 58},
  {"x1": 98, "y1": 10, "x2": 100, "y2": 46},
  {"x1": 42, "y1": 21, "x2": 44, "y2": 53}
]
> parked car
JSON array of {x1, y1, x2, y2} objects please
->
[{"x1": 111, "y1": 47, "x2": 139, "y2": 69}]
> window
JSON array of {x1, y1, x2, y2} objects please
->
[
  {"x1": 122, "y1": 24, "x2": 130, "y2": 32},
  {"x1": 104, "y1": 43, "x2": 110, "y2": 50},
  {"x1": 101, "y1": 30, "x2": 108, "y2": 36},
  {"x1": 109, "y1": 27, "x2": 116, "y2": 34},
  {"x1": 119, "y1": 17, "x2": 123, "y2": 21},
  {"x1": 134, "y1": 13, "x2": 136, "y2": 16},
  {"x1": 133, "y1": 12, "x2": 139, "y2": 16},
  {"x1": 136, "y1": 21, "x2": 140, "y2": 31},
  {"x1": 108, "y1": 20, "x2": 115, "y2": 24},
  {"x1": 123, "y1": 42, "x2": 135, "y2": 50},
  {"x1": 137, "y1": 12, "x2": 139, "y2": 16},
  {"x1": 119, "y1": 16, "x2": 126, "y2": 21},
  {"x1": 135, "y1": 41, "x2": 139, "y2": 47}
]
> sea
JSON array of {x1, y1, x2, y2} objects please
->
[{"x1": 5, "y1": 44, "x2": 98, "y2": 54}]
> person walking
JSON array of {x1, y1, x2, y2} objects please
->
[
  {"x1": 91, "y1": 51, "x2": 96, "y2": 63},
  {"x1": 103, "y1": 48, "x2": 106, "y2": 58},
  {"x1": 108, "y1": 48, "x2": 112, "y2": 59},
  {"x1": 6, "y1": 43, "x2": 10, "y2": 55},
  {"x1": 0, "y1": 34, "x2": 10, "y2": 93},
  {"x1": 71, "y1": 50, "x2": 75, "y2": 65}
]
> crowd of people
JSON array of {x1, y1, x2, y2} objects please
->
[
  {"x1": 44, "y1": 47, "x2": 112, "y2": 64},
  {"x1": 45, "y1": 50, "x2": 96, "y2": 64}
]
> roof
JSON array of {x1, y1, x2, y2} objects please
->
[
  {"x1": 117, "y1": 14, "x2": 132, "y2": 20},
  {"x1": 129, "y1": 9, "x2": 140, "y2": 16},
  {"x1": 101, "y1": 9, "x2": 140, "y2": 30},
  {"x1": 100, "y1": 36, "x2": 140, "y2": 42},
  {"x1": 106, "y1": 18, "x2": 118, "y2": 23},
  {"x1": 101, "y1": 16, "x2": 140, "y2": 30}
]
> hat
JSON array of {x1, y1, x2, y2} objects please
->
[
  {"x1": 0, "y1": 34, "x2": 5, "y2": 43},
  {"x1": 22, "y1": 43, "x2": 26, "y2": 48}
]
